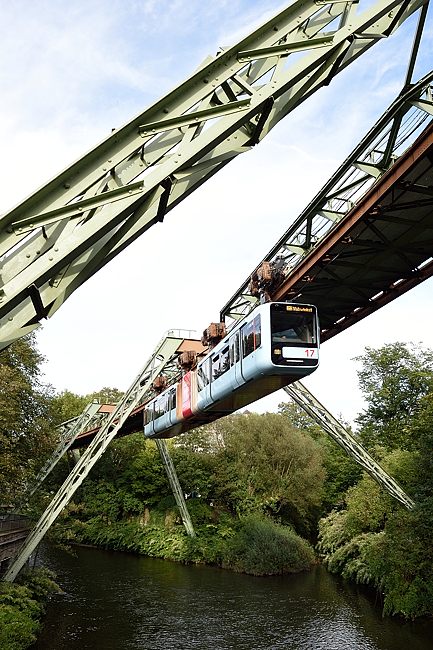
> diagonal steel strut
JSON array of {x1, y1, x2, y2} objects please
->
[
  {"x1": 284, "y1": 382, "x2": 415, "y2": 510},
  {"x1": 0, "y1": 0, "x2": 428, "y2": 349},
  {"x1": 24, "y1": 401, "x2": 101, "y2": 499},
  {"x1": 3, "y1": 331, "x2": 190, "y2": 582}
]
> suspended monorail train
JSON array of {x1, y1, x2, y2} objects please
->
[{"x1": 143, "y1": 302, "x2": 319, "y2": 439}]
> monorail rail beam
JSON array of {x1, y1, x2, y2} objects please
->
[
  {"x1": 284, "y1": 382, "x2": 415, "y2": 510},
  {"x1": 221, "y1": 71, "x2": 433, "y2": 328},
  {"x1": 3, "y1": 331, "x2": 189, "y2": 582},
  {"x1": 0, "y1": 0, "x2": 428, "y2": 349}
]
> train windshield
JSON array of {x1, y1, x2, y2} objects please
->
[{"x1": 271, "y1": 303, "x2": 317, "y2": 346}]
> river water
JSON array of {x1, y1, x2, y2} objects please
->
[{"x1": 33, "y1": 545, "x2": 433, "y2": 650}]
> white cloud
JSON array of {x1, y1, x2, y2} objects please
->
[{"x1": 2, "y1": 0, "x2": 432, "y2": 428}]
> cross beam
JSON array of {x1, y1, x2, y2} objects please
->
[
  {"x1": 3, "y1": 330, "x2": 192, "y2": 581},
  {"x1": 0, "y1": 0, "x2": 427, "y2": 348}
]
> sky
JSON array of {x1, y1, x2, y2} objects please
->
[{"x1": 1, "y1": 0, "x2": 432, "y2": 427}]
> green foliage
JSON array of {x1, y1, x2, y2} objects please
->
[
  {"x1": 355, "y1": 342, "x2": 433, "y2": 451},
  {"x1": 0, "y1": 568, "x2": 60, "y2": 650},
  {"x1": 318, "y1": 421, "x2": 433, "y2": 618},
  {"x1": 316, "y1": 342, "x2": 433, "y2": 619},
  {"x1": 50, "y1": 387, "x2": 124, "y2": 426},
  {"x1": 49, "y1": 390, "x2": 88, "y2": 425},
  {"x1": 223, "y1": 514, "x2": 314, "y2": 575},
  {"x1": 0, "y1": 335, "x2": 55, "y2": 503},
  {"x1": 209, "y1": 412, "x2": 325, "y2": 532}
]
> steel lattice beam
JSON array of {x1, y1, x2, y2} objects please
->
[
  {"x1": 0, "y1": 0, "x2": 427, "y2": 349},
  {"x1": 220, "y1": 74, "x2": 433, "y2": 328},
  {"x1": 24, "y1": 401, "x2": 101, "y2": 499},
  {"x1": 155, "y1": 439, "x2": 195, "y2": 538},
  {"x1": 3, "y1": 330, "x2": 192, "y2": 582},
  {"x1": 284, "y1": 382, "x2": 415, "y2": 509}
]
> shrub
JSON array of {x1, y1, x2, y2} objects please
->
[
  {"x1": 0, "y1": 568, "x2": 60, "y2": 650},
  {"x1": 222, "y1": 515, "x2": 315, "y2": 576}
]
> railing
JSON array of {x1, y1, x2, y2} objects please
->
[{"x1": 0, "y1": 513, "x2": 31, "y2": 565}]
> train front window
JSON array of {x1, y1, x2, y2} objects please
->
[{"x1": 271, "y1": 304, "x2": 317, "y2": 346}]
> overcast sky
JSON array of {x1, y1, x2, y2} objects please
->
[{"x1": 1, "y1": 0, "x2": 432, "y2": 426}]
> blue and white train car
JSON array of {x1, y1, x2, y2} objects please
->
[{"x1": 143, "y1": 302, "x2": 319, "y2": 439}]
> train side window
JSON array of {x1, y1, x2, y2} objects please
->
[
  {"x1": 242, "y1": 320, "x2": 255, "y2": 358},
  {"x1": 144, "y1": 405, "x2": 152, "y2": 426},
  {"x1": 253, "y1": 314, "x2": 261, "y2": 349},
  {"x1": 229, "y1": 335, "x2": 240, "y2": 366},
  {"x1": 212, "y1": 354, "x2": 220, "y2": 380},
  {"x1": 170, "y1": 388, "x2": 176, "y2": 410},
  {"x1": 220, "y1": 346, "x2": 229, "y2": 375},
  {"x1": 235, "y1": 332, "x2": 240, "y2": 362},
  {"x1": 154, "y1": 394, "x2": 168, "y2": 420},
  {"x1": 212, "y1": 347, "x2": 230, "y2": 380},
  {"x1": 198, "y1": 359, "x2": 210, "y2": 389},
  {"x1": 146, "y1": 402, "x2": 155, "y2": 424}
]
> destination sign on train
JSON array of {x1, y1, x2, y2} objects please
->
[{"x1": 285, "y1": 305, "x2": 313, "y2": 313}]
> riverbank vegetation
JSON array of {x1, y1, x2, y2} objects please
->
[
  {"x1": 0, "y1": 568, "x2": 60, "y2": 650},
  {"x1": 1, "y1": 336, "x2": 433, "y2": 621}
]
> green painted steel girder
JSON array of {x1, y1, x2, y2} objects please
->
[
  {"x1": 0, "y1": 0, "x2": 427, "y2": 349},
  {"x1": 3, "y1": 331, "x2": 189, "y2": 582},
  {"x1": 285, "y1": 382, "x2": 414, "y2": 510}
]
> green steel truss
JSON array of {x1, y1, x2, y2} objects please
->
[
  {"x1": 220, "y1": 71, "x2": 433, "y2": 327},
  {"x1": 0, "y1": 0, "x2": 428, "y2": 349},
  {"x1": 285, "y1": 382, "x2": 414, "y2": 510},
  {"x1": 3, "y1": 330, "x2": 194, "y2": 582},
  {"x1": 24, "y1": 401, "x2": 101, "y2": 499}
]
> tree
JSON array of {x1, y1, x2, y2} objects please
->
[
  {"x1": 318, "y1": 342, "x2": 433, "y2": 619},
  {"x1": 0, "y1": 335, "x2": 55, "y2": 503},
  {"x1": 210, "y1": 412, "x2": 325, "y2": 533},
  {"x1": 50, "y1": 390, "x2": 89, "y2": 425},
  {"x1": 278, "y1": 399, "x2": 362, "y2": 509},
  {"x1": 355, "y1": 342, "x2": 433, "y2": 451},
  {"x1": 50, "y1": 386, "x2": 124, "y2": 426}
]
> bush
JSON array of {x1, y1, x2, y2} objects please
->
[
  {"x1": 0, "y1": 568, "x2": 60, "y2": 650},
  {"x1": 222, "y1": 515, "x2": 315, "y2": 576}
]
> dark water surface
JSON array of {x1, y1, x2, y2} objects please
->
[{"x1": 33, "y1": 545, "x2": 433, "y2": 650}]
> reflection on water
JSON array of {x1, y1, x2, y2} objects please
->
[{"x1": 33, "y1": 545, "x2": 433, "y2": 650}]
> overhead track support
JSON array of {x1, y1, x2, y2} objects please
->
[
  {"x1": 221, "y1": 72, "x2": 433, "y2": 329},
  {"x1": 0, "y1": 0, "x2": 428, "y2": 349},
  {"x1": 3, "y1": 330, "x2": 193, "y2": 582},
  {"x1": 24, "y1": 401, "x2": 101, "y2": 499},
  {"x1": 155, "y1": 440, "x2": 195, "y2": 538},
  {"x1": 284, "y1": 382, "x2": 415, "y2": 510}
]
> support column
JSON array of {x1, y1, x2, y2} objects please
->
[
  {"x1": 284, "y1": 381, "x2": 414, "y2": 510},
  {"x1": 155, "y1": 439, "x2": 195, "y2": 538}
]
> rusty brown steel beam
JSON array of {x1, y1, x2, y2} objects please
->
[{"x1": 272, "y1": 122, "x2": 433, "y2": 340}]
